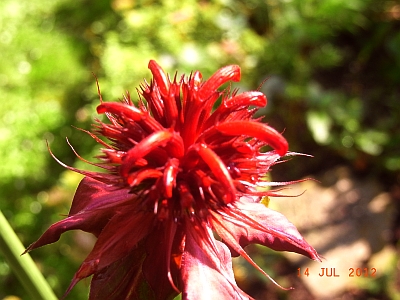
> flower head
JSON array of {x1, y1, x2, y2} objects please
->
[{"x1": 26, "y1": 60, "x2": 320, "y2": 299}]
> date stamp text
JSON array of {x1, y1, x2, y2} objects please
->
[{"x1": 297, "y1": 267, "x2": 377, "y2": 278}]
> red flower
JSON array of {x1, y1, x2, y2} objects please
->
[{"x1": 25, "y1": 60, "x2": 320, "y2": 299}]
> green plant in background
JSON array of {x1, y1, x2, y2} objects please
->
[
  {"x1": 1, "y1": 0, "x2": 399, "y2": 299},
  {"x1": 0, "y1": 0, "x2": 97, "y2": 298},
  {"x1": 0, "y1": 211, "x2": 57, "y2": 300}
]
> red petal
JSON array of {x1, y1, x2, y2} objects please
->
[
  {"x1": 142, "y1": 221, "x2": 182, "y2": 300},
  {"x1": 221, "y1": 201, "x2": 321, "y2": 261},
  {"x1": 194, "y1": 143, "x2": 236, "y2": 204},
  {"x1": 148, "y1": 60, "x2": 170, "y2": 98},
  {"x1": 67, "y1": 210, "x2": 154, "y2": 290},
  {"x1": 88, "y1": 222, "x2": 181, "y2": 300},
  {"x1": 147, "y1": 61, "x2": 178, "y2": 128},
  {"x1": 24, "y1": 178, "x2": 133, "y2": 253},
  {"x1": 199, "y1": 65, "x2": 241, "y2": 100},
  {"x1": 69, "y1": 177, "x2": 113, "y2": 215},
  {"x1": 97, "y1": 102, "x2": 164, "y2": 133},
  {"x1": 127, "y1": 168, "x2": 163, "y2": 187},
  {"x1": 163, "y1": 158, "x2": 180, "y2": 198},
  {"x1": 215, "y1": 121, "x2": 289, "y2": 156},
  {"x1": 204, "y1": 91, "x2": 267, "y2": 129},
  {"x1": 211, "y1": 210, "x2": 292, "y2": 291},
  {"x1": 180, "y1": 223, "x2": 249, "y2": 300},
  {"x1": 88, "y1": 244, "x2": 152, "y2": 300},
  {"x1": 121, "y1": 130, "x2": 184, "y2": 176},
  {"x1": 97, "y1": 102, "x2": 143, "y2": 121}
]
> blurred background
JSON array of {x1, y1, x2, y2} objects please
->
[{"x1": 0, "y1": 0, "x2": 399, "y2": 299}]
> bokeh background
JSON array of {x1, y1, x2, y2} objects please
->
[{"x1": 1, "y1": 0, "x2": 399, "y2": 299}]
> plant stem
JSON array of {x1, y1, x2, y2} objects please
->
[{"x1": 0, "y1": 210, "x2": 58, "y2": 300}]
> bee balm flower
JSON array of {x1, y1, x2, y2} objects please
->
[{"x1": 25, "y1": 60, "x2": 320, "y2": 299}]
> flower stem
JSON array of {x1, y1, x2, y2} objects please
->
[{"x1": 0, "y1": 210, "x2": 57, "y2": 300}]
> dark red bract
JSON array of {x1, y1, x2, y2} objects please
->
[{"x1": 25, "y1": 60, "x2": 320, "y2": 300}]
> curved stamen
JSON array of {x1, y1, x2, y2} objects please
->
[
  {"x1": 127, "y1": 169, "x2": 163, "y2": 187},
  {"x1": 97, "y1": 102, "x2": 144, "y2": 121},
  {"x1": 148, "y1": 60, "x2": 170, "y2": 98},
  {"x1": 192, "y1": 144, "x2": 236, "y2": 204},
  {"x1": 120, "y1": 130, "x2": 184, "y2": 177},
  {"x1": 199, "y1": 65, "x2": 241, "y2": 101},
  {"x1": 163, "y1": 158, "x2": 180, "y2": 198},
  {"x1": 215, "y1": 121, "x2": 288, "y2": 156},
  {"x1": 204, "y1": 91, "x2": 267, "y2": 129}
]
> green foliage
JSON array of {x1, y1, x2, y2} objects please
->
[{"x1": 1, "y1": 0, "x2": 399, "y2": 298}]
